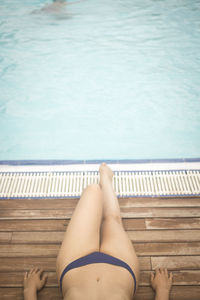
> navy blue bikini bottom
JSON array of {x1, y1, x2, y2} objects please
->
[{"x1": 59, "y1": 251, "x2": 137, "y2": 295}]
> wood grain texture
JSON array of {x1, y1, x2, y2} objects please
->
[
  {"x1": 0, "y1": 232, "x2": 12, "y2": 243},
  {"x1": 0, "y1": 196, "x2": 199, "y2": 300},
  {"x1": 1, "y1": 197, "x2": 200, "y2": 210},
  {"x1": 145, "y1": 218, "x2": 200, "y2": 229},
  {"x1": 1, "y1": 207, "x2": 200, "y2": 219},
  {"x1": 10, "y1": 229, "x2": 200, "y2": 243},
  {"x1": 0, "y1": 220, "x2": 69, "y2": 232},
  {"x1": 134, "y1": 242, "x2": 200, "y2": 256},
  {"x1": 0, "y1": 219, "x2": 146, "y2": 231},
  {"x1": 151, "y1": 256, "x2": 200, "y2": 270}
]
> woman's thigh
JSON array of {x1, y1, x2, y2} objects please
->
[
  {"x1": 100, "y1": 216, "x2": 140, "y2": 291},
  {"x1": 56, "y1": 184, "x2": 103, "y2": 280}
]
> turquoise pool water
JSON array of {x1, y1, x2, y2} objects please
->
[{"x1": 0, "y1": 0, "x2": 200, "y2": 161}]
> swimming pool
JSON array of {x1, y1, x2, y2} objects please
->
[{"x1": 0, "y1": 0, "x2": 200, "y2": 161}]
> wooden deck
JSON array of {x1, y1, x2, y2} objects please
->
[{"x1": 0, "y1": 196, "x2": 200, "y2": 300}]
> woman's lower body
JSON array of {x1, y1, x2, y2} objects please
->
[{"x1": 56, "y1": 163, "x2": 140, "y2": 298}]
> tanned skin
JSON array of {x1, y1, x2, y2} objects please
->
[
  {"x1": 151, "y1": 267, "x2": 173, "y2": 300},
  {"x1": 23, "y1": 263, "x2": 173, "y2": 299},
  {"x1": 24, "y1": 268, "x2": 48, "y2": 300}
]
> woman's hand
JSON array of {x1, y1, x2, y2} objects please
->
[
  {"x1": 150, "y1": 267, "x2": 173, "y2": 293},
  {"x1": 24, "y1": 267, "x2": 48, "y2": 293}
]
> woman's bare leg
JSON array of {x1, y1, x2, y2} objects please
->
[
  {"x1": 99, "y1": 163, "x2": 140, "y2": 297},
  {"x1": 56, "y1": 184, "x2": 103, "y2": 296},
  {"x1": 99, "y1": 162, "x2": 122, "y2": 224}
]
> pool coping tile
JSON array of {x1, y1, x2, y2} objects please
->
[{"x1": 0, "y1": 158, "x2": 200, "y2": 166}]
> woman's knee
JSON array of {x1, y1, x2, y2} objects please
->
[
  {"x1": 84, "y1": 184, "x2": 101, "y2": 193},
  {"x1": 102, "y1": 214, "x2": 123, "y2": 226}
]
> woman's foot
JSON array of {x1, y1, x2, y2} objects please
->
[{"x1": 99, "y1": 163, "x2": 114, "y2": 188}]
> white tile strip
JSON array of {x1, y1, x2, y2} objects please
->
[
  {"x1": 0, "y1": 169, "x2": 199, "y2": 198},
  {"x1": 1, "y1": 162, "x2": 200, "y2": 173}
]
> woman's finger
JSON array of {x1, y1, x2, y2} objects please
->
[
  {"x1": 164, "y1": 268, "x2": 168, "y2": 276},
  {"x1": 38, "y1": 269, "x2": 44, "y2": 278},
  {"x1": 169, "y1": 272, "x2": 173, "y2": 281},
  {"x1": 155, "y1": 268, "x2": 159, "y2": 275},
  {"x1": 41, "y1": 274, "x2": 48, "y2": 283}
]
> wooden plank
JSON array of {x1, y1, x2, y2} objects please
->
[
  {"x1": 1, "y1": 197, "x2": 200, "y2": 209},
  {"x1": 121, "y1": 207, "x2": 200, "y2": 218},
  {"x1": 1, "y1": 207, "x2": 200, "y2": 219},
  {"x1": 1, "y1": 286, "x2": 200, "y2": 300},
  {"x1": 146, "y1": 218, "x2": 200, "y2": 229},
  {"x1": 0, "y1": 209, "x2": 73, "y2": 220},
  {"x1": 0, "y1": 232, "x2": 12, "y2": 243},
  {"x1": 0, "y1": 243, "x2": 196, "y2": 257},
  {"x1": 3, "y1": 217, "x2": 200, "y2": 233},
  {"x1": 0, "y1": 219, "x2": 145, "y2": 232},
  {"x1": 135, "y1": 286, "x2": 200, "y2": 300},
  {"x1": 0, "y1": 254, "x2": 150, "y2": 271},
  {"x1": 0, "y1": 257, "x2": 57, "y2": 271},
  {"x1": 140, "y1": 270, "x2": 200, "y2": 286},
  {"x1": 151, "y1": 256, "x2": 200, "y2": 270},
  {"x1": 0, "y1": 196, "x2": 200, "y2": 300},
  {"x1": 0, "y1": 287, "x2": 62, "y2": 300},
  {"x1": 11, "y1": 229, "x2": 200, "y2": 244},
  {"x1": 128, "y1": 229, "x2": 200, "y2": 242},
  {"x1": 0, "y1": 199, "x2": 78, "y2": 209},
  {"x1": 173, "y1": 270, "x2": 200, "y2": 285},
  {"x1": 0, "y1": 209, "x2": 71, "y2": 220},
  {"x1": 123, "y1": 218, "x2": 147, "y2": 230},
  {"x1": 0, "y1": 244, "x2": 60, "y2": 257},
  {"x1": 0, "y1": 220, "x2": 68, "y2": 232},
  {"x1": 0, "y1": 272, "x2": 57, "y2": 288},
  {"x1": 135, "y1": 286, "x2": 154, "y2": 300},
  {"x1": 1, "y1": 270, "x2": 199, "y2": 287},
  {"x1": 12, "y1": 232, "x2": 64, "y2": 244},
  {"x1": 1, "y1": 243, "x2": 200, "y2": 257},
  {"x1": 121, "y1": 197, "x2": 200, "y2": 207},
  {"x1": 0, "y1": 288, "x2": 24, "y2": 300},
  {"x1": 134, "y1": 242, "x2": 200, "y2": 256},
  {"x1": 139, "y1": 257, "x2": 151, "y2": 270}
]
